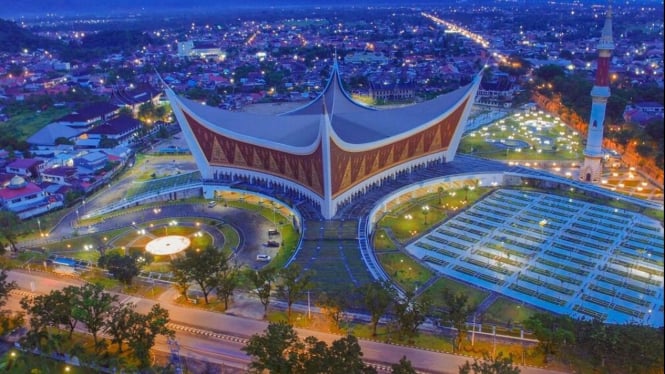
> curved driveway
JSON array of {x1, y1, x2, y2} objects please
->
[{"x1": 50, "y1": 202, "x2": 275, "y2": 269}]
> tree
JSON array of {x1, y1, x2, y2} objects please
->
[
  {"x1": 317, "y1": 290, "x2": 348, "y2": 331},
  {"x1": 105, "y1": 303, "x2": 140, "y2": 354},
  {"x1": 299, "y1": 335, "x2": 331, "y2": 373},
  {"x1": 244, "y1": 323, "x2": 377, "y2": 374},
  {"x1": 534, "y1": 64, "x2": 565, "y2": 82},
  {"x1": 215, "y1": 254, "x2": 240, "y2": 310},
  {"x1": 523, "y1": 313, "x2": 574, "y2": 360},
  {"x1": 170, "y1": 247, "x2": 227, "y2": 304},
  {"x1": 0, "y1": 270, "x2": 16, "y2": 308},
  {"x1": 126, "y1": 304, "x2": 173, "y2": 369},
  {"x1": 242, "y1": 321, "x2": 303, "y2": 374},
  {"x1": 71, "y1": 283, "x2": 117, "y2": 350},
  {"x1": 98, "y1": 135, "x2": 118, "y2": 149},
  {"x1": 359, "y1": 281, "x2": 394, "y2": 337},
  {"x1": 575, "y1": 318, "x2": 617, "y2": 368},
  {"x1": 277, "y1": 263, "x2": 315, "y2": 322},
  {"x1": 391, "y1": 356, "x2": 417, "y2": 374},
  {"x1": 171, "y1": 258, "x2": 192, "y2": 300},
  {"x1": 20, "y1": 286, "x2": 78, "y2": 338},
  {"x1": 327, "y1": 335, "x2": 377, "y2": 374},
  {"x1": 459, "y1": 353, "x2": 521, "y2": 374},
  {"x1": 441, "y1": 288, "x2": 476, "y2": 352},
  {"x1": 247, "y1": 267, "x2": 277, "y2": 318},
  {"x1": 98, "y1": 253, "x2": 142, "y2": 285},
  {"x1": 0, "y1": 211, "x2": 21, "y2": 252},
  {"x1": 392, "y1": 290, "x2": 431, "y2": 343}
]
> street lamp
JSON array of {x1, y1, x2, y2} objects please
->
[
  {"x1": 421, "y1": 205, "x2": 430, "y2": 225},
  {"x1": 37, "y1": 218, "x2": 42, "y2": 237},
  {"x1": 539, "y1": 219, "x2": 548, "y2": 238},
  {"x1": 165, "y1": 220, "x2": 177, "y2": 235}
]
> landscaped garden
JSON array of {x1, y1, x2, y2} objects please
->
[{"x1": 458, "y1": 110, "x2": 584, "y2": 161}]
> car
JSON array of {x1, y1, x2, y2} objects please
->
[
  {"x1": 256, "y1": 254, "x2": 271, "y2": 262},
  {"x1": 265, "y1": 240, "x2": 280, "y2": 247},
  {"x1": 268, "y1": 229, "x2": 279, "y2": 236},
  {"x1": 208, "y1": 201, "x2": 217, "y2": 208}
]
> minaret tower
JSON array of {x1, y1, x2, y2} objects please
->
[{"x1": 580, "y1": 2, "x2": 614, "y2": 182}]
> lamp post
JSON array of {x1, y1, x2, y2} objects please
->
[
  {"x1": 539, "y1": 219, "x2": 548, "y2": 239},
  {"x1": 37, "y1": 218, "x2": 42, "y2": 237},
  {"x1": 165, "y1": 220, "x2": 177, "y2": 235},
  {"x1": 421, "y1": 205, "x2": 430, "y2": 225}
]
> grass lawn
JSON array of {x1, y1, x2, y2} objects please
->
[
  {"x1": 0, "y1": 349, "x2": 98, "y2": 374},
  {"x1": 419, "y1": 277, "x2": 489, "y2": 311},
  {"x1": 376, "y1": 187, "x2": 491, "y2": 244},
  {"x1": 44, "y1": 229, "x2": 127, "y2": 252},
  {"x1": 80, "y1": 268, "x2": 121, "y2": 290},
  {"x1": 0, "y1": 107, "x2": 70, "y2": 141},
  {"x1": 372, "y1": 229, "x2": 397, "y2": 251},
  {"x1": 377, "y1": 252, "x2": 433, "y2": 292},
  {"x1": 482, "y1": 297, "x2": 540, "y2": 327},
  {"x1": 219, "y1": 224, "x2": 240, "y2": 252},
  {"x1": 458, "y1": 112, "x2": 584, "y2": 161}
]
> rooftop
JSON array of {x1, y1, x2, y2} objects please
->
[{"x1": 168, "y1": 62, "x2": 479, "y2": 149}]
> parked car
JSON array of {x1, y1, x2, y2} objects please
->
[
  {"x1": 256, "y1": 254, "x2": 271, "y2": 262},
  {"x1": 208, "y1": 201, "x2": 217, "y2": 208},
  {"x1": 268, "y1": 229, "x2": 279, "y2": 236},
  {"x1": 265, "y1": 240, "x2": 280, "y2": 247}
]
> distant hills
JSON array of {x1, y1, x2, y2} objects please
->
[{"x1": 0, "y1": 19, "x2": 57, "y2": 53}]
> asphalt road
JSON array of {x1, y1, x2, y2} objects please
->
[{"x1": 5, "y1": 271, "x2": 566, "y2": 374}]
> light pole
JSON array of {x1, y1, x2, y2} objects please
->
[
  {"x1": 421, "y1": 205, "x2": 430, "y2": 225},
  {"x1": 37, "y1": 218, "x2": 42, "y2": 237},
  {"x1": 166, "y1": 220, "x2": 177, "y2": 235},
  {"x1": 539, "y1": 219, "x2": 548, "y2": 239}
]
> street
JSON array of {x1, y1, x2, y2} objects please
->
[{"x1": 4, "y1": 270, "x2": 566, "y2": 374}]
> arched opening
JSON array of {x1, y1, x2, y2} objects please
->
[{"x1": 585, "y1": 173, "x2": 591, "y2": 182}]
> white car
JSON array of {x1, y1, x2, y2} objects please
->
[{"x1": 256, "y1": 254, "x2": 271, "y2": 262}]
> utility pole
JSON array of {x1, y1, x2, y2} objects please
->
[
  {"x1": 492, "y1": 324, "x2": 496, "y2": 358},
  {"x1": 471, "y1": 313, "x2": 476, "y2": 346},
  {"x1": 307, "y1": 290, "x2": 311, "y2": 319}
]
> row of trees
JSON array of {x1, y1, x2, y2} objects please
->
[
  {"x1": 524, "y1": 312, "x2": 664, "y2": 374},
  {"x1": 19, "y1": 283, "x2": 173, "y2": 370},
  {"x1": 243, "y1": 322, "x2": 521, "y2": 374},
  {"x1": 167, "y1": 246, "x2": 472, "y2": 349}
]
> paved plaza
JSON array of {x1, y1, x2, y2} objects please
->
[{"x1": 406, "y1": 189, "x2": 664, "y2": 326}]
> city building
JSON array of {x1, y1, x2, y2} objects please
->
[{"x1": 166, "y1": 61, "x2": 481, "y2": 218}]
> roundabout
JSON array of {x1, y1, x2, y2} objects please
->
[{"x1": 145, "y1": 235, "x2": 191, "y2": 256}]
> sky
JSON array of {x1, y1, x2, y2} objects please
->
[
  {"x1": 1, "y1": 0, "x2": 660, "y2": 18},
  {"x1": 1, "y1": 0, "x2": 451, "y2": 17}
]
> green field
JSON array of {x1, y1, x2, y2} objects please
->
[
  {"x1": 418, "y1": 277, "x2": 489, "y2": 311},
  {"x1": 376, "y1": 252, "x2": 433, "y2": 292},
  {"x1": 458, "y1": 112, "x2": 584, "y2": 161},
  {"x1": 0, "y1": 107, "x2": 70, "y2": 141}
]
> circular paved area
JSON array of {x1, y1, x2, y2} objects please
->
[{"x1": 145, "y1": 235, "x2": 191, "y2": 256}]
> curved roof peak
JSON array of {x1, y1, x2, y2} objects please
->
[{"x1": 280, "y1": 60, "x2": 374, "y2": 117}]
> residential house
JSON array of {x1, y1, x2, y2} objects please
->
[
  {"x1": 0, "y1": 175, "x2": 63, "y2": 219},
  {"x1": 5, "y1": 158, "x2": 44, "y2": 178},
  {"x1": 74, "y1": 151, "x2": 108, "y2": 173}
]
